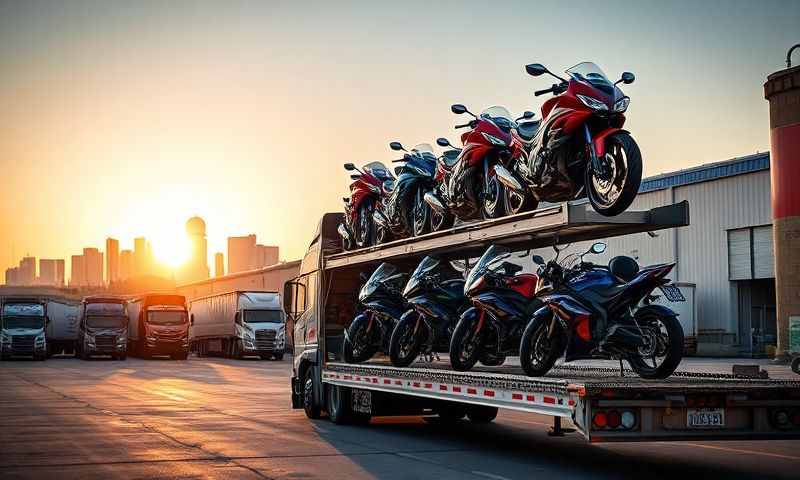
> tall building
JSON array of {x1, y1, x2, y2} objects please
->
[
  {"x1": 181, "y1": 216, "x2": 209, "y2": 283},
  {"x1": 39, "y1": 259, "x2": 59, "y2": 285},
  {"x1": 119, "y1": 249, "x2": 133, "y2": 280},
  {"x1": 227, "y1": 235, "x2": 280, "y2": 274},
  {"x1": 70, "y1": 255, "x2": 85, "y2": 286},
  {"x1": 214, "y1": 252, "x2": 225, "y2": 277},
  {"x1": 5, "y1": 267, "x2": 19, "y2": 286},
  {"x1": 106, "y1": 237, "x2": 119, "y2": 284},
  {"x1": 134, "y1": 237, "x2": 147, "y2": 277},
  {"x1": 55, "y1": 259, "x2": 65, "y2": 286},
  {"x1": 83, "y1": 248, "x2": 104, "y2": 286},
  {"x1": 18, "y1": 256, "x2": 36, "y2": 285}
]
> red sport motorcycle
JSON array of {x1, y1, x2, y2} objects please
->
[
  {"x1": 339, "y1": 161, "x2": 394, "y2": 250},
  {"x1": 425, "y1": 105, "x2": 521, "y2": 231},
  {"x1": 505, "y1": 62, "x2": 642, "y2": 217}
]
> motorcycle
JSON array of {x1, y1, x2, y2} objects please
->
[
  {"x1": 388, "y1": 256, "x2": 469, "y2": 367},
  {"x1": 373, "y1": 142, "x2": 438, "y2": 244},
  {"x1": 520, "y1": 242, "x2": 684, "y2": 379},
  {"x1": 342, "y1": 263, "x2": 408, "y2": 363},
  {"x1": 425, "y1": 104, "x2": 520, "y2": 231},
  {"x1": 339, "y1": 161, "x2": 394, "y2": 250},
  {"x1": 449, "y1": 245, "x2": 543, "y2": 371},
  {"x1": 506, "y1": 61, "x2": 642, "y2": 217}
]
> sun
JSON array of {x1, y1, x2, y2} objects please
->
[{"x1": 151, "y1": 233, "x2": 190, "y2": 268}]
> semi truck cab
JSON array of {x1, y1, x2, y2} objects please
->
[
  {"x1": 236, "y1": 292, "x2": 286, "y2": 359},
  {"x1": 129, "y1": 294, "x2": 190, "y2": 360},
  {"x1": 1, "y1": 299, "x2": 48, "y2": 360},
  {"x1": 78, "y1": 297, "x2": 128, "y2": 360}
]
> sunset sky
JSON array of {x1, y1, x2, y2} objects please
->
[{"x1": 1, "y1": 0, "x2": 798, "y2": 281}]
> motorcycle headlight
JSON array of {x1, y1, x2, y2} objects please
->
[
  {"x1": 465, "y1": 276, "x2": 486, "y2": 297},
  {"x1": 481, "y1": 132, "x2": 507, "y2": 146},
  {"x1": 577, "y1": 94, "x2": 608, "y2": 111},
  {"x1": 367, "y1": 184, "x2": 381, "y2": 194},
  {"x1": 614, "y1": 97, "x2": 630, "y2": 112}
]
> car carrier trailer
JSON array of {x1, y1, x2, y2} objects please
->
[{"x1": 285, "y1": 201, "x2": 800, "y2": 442}]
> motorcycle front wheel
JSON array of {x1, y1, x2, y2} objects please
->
[
  {"x1": 586, "y1": 132, "x2": 642, "y2": 217},
  {"x1": 520, "y1": 313, "x2": 564, "y2": 377},
  {"x1": 355, "y1": 202, "x2": 374, "y2": 248},
  {"x1": 410, "y1": 188, "x2": 430, "y2": 237},
  {"x1": 627, "y1": 312, "x2": 684, "y2": 379},
  {"x1": 388, "y1": 312, "x2": 427, "y2": 367},
  {"x1": 481, "y1": 171, "x2": 505, "y2": 219},
  {"x1": 449, "y1": 311, "x2": 486, "y2": 371},
  {"x1": 343, "y1": 315, "x2": 379, "y2": 363}
]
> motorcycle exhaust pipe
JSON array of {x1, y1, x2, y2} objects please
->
[
  {"x1": 423, "y1": 192, "x2": 446, "y2": 214},
  {"x1": 373, "y1": 209, "x2": 390, "y2": 227},
  {"x1": 493, "y1": 164, "x2": 524, "y2": 192}
]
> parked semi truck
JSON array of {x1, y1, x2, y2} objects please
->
[
  {"x1": 189, "y1": 290, "x2": 286, "y2": 360},
  {"x1": 77, "y1": 296, "x2": 128, "y2": 360},
  {"x1": 128, "y1": 294, "x2": 189, "y2": 359},
  {"x1": 1, "y1": 297, "x2": 48, "y2": 360},
  {"x1": 285, "y1": 203, "x2": 800, "y2": 441},
  {"x1": 45, "y1": 299, "x2": 80, "y2": 356}
]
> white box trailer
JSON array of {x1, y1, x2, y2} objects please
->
[
  {"x1": 45, "y1": 299, "x2": 80, "y2": 356},
  {"x1": 189, "y1": 291, "x2": 286, "y2": 360}
]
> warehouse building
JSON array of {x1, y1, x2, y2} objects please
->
[{"x1": 528, "y1": 152, "x2": 774, "y2": 357}]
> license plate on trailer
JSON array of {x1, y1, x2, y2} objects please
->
[
  {"x1": 351, "y1": 388, "x2": 372, "y2": 414},
  {"x1": 660, "y1": 284, "x2": 685, "y2": 302},
  {"x1": 687, "y1": 408, "x2": 725, "y2": 428}
]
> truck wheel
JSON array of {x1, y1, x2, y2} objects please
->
[
  {"x1": 303, "y1": 369, "x2": 322, "y2": 419},
  {"x1": 273, "y1": 353, "x2": 284, "y2": 361},
  {"x1": 466, "y1": 405, "x2": 498, "y2": 423},
  {"x1": 172, "y1": 352, "x2": 189, "y2": 360},
  {"x1": 436, "y1": 402, "x2": 467, "y2": 422},
  {"x1": 791, "y1": 356, "x2": 800, "y2": 375},
  {"x1": 119, "y1": 354, "x2": 127, "y2": 361},
  {"x1": 326, "y1": 384, "x2": 370, "y2": 425}
]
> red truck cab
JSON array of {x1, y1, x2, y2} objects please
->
[{"x1": 128, "y1": 294, "x2": 189, "y2": 359}]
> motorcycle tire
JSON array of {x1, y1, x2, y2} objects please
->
[
  {"x1": 627, "y1": 312, "x2": 684, "y2": 379},
  {"x1": 479, "y1": 351, "x2": 506, "y2": 367},
  {"x1": 520, "y1": 313, "x2": 564, "y2": 377},
  {"x1": 388, "y1": 313, "x2": 426, "y2": 367},
  {"x1": 355, "y1": 201, "x2": 374, "y2": 248},
  {"x1": 586, "y1": 132, "x2": 642, "y2": 217},
  {"x1": 409, "y1": 187, "x2": 431, "y2": 237},
  {"x1": 481, "y1": 171, "x2": 506, "y2": 219},
  {"x1": 449, "y1": 314, "x2": 484, "y2": 371},
  {"x1": 430, "y1": 208, "x2": 455, "y2": 233},
  {"x1": 343, "y1": 315, "x2": 379, "y2": 364}
]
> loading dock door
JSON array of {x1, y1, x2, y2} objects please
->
[{"x1": 728, "y1": 226, "x2": 774, "y2": 281}]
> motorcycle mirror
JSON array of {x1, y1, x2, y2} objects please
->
[
  {"x1": 436, "y1": 137, "x2": 452, "y2": 147},
  {"x1": 451, "y1": 104, "x2": 474, "y2": 117},
  {"x1": 344, "y1": 163, "x2": 356, "y2": 171},
  {"x1": 589, "y1": 242, "x2": 607, "y2": 255},
  {"x1": 618, "y1": 72, "x2": 635, "y2": 85},
  {"x1": 532, "y1": 255, "x2": 545, "y2": 266},
  {"x1": 525, "y1": 63, "x2": 548, "y2": 77},
  {"x1": 389, "y1": 141, "x2": 405, "y2": 151},
  {"x1": 516, "y1": 111, "x2": 535, "y2": 122},
  {"x1": 350, "y1": 174, "x2": 361, "y2": 180}
]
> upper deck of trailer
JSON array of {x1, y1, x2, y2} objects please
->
[{"x1": 324, "y1": 201, "x2": 690, "y2": 269}]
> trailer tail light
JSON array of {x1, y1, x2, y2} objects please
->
[
  {"x1": 770, "y1": 408, "x2": 800, "y2": 430},
  {"x1": 592, "y1": 409, "x2": 638, "y2": 431}
]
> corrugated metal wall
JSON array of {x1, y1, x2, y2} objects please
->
[{"x1": 522, "y1": 170, "x2": 771, "y2": 338}]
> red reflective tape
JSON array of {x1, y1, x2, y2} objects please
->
[
  {"x1": 467, "y1": 388, "x2": 477, "y2": 395},
  {"x1": 355, "y1": 377, "x2": 361, "y2": 381},
  {"x1": 424, "y1": 383, "x2": 433, "y2": 389},
  {"x1": 395, "y1": 380, "x2": 402, "y2": 385},
  {"x1": 512, "y1": 393, "x2": 523, "y2": 400},
  {"x1": 543, "y1": 396, "x2": 555, "y2": 404},
  {"x1": 440, "y1": 385, "x2": 448, "y2": 391},
  {"x1": 372, "y1": 378, "x2": 378, "y2": 384},
  {"x1": 413, "y1": 382, "x2": 421, "y2": 388},
  {"x1": 527, "y1": 395, "x2": 535, "y2": 402},
  {"x1": 568, "y1": 400, "x2": 575, "y2": 406},
  {"x1": 344, "y1": 375, "x2": 352, "y2": 380},
  {"x1": 484, "y1": 390, "x2": 495, "y2": 397},
  {"x1": 384, "y1": 379, "x2": 391, "y2": 384},
  {"x1": 453, "y1": 387, "x2": 462, "y2": 393}
]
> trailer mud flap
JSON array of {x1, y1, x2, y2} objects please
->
[{"x1": 351, "y1": 388, "x2": 372, "y2": 414}]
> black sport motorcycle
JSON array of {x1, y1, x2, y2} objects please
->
[
  {"x1": 449, "y1": 245, "x2": 544, "y2": 371},
  {"x1": 520, "y1": 242, "x2": 684, "y2": 379},
  {"x1": 342, "y1": 263, "x2": 408, "y2": 363},
  {"x1": 388, "y1": 256, "x2": 469, "y2": 367},
  {"x1": 374, "y1": 142, "x2": 438, "y2": 244}
]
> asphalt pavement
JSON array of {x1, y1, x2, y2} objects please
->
[{"x1": 0, "y1": 356, "x2": 798, "y2": 480}]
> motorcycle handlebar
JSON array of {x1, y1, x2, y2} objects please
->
[
  {"x1": 455, "y1": 122, "x2": 472, "y2": 129},
  {"x1": 534, "y1": 87, "x2": 554, "y2": 97}
]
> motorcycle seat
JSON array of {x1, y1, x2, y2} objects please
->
[
  {"x1": 517, "y1": 120, "x2": 540, "y2": 141},
  {"x1": 608, "y1": 256, "x2": 640, "y2": 282},
  {"x1": 382, "y1": 179, "x2": 395, "y2": 195},
  {"x1": 440, "y1": 150, "x2": 461, "y2": 168}
]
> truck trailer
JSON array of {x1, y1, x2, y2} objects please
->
[
  {"x1": 45, "y1": 298, "x2": 80, "y2": 357},
  {"x1": 128, "y1": 294, "x2": 189, "y2": 359},
  {"x1": 285, "y1": 202, "x2": 800, "y2": 442},
  {"x1": 189, "y1": 290, "x2": 286, "y2": 360},
  {"x1": 1, "y1": 297, "x2": 48, "y2": 360},
  {"x1": 78, "y1": 296, "x2": 128, "y2": 360}
]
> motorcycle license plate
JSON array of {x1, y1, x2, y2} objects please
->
[
  {"x1": 687, "y1": 408, "x2": 725, "y2": 429},
  {"x1": 351, "y1": 388, "x2": 372, "y2": 414},
  {"x1": 659, "y1": 285, "x2": 685, "y2": 302}
]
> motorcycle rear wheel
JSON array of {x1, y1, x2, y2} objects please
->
[
  {"x1": 343, "y1": 316, "x2": 379, "y2": 364},
  {"x1": 586, "y1": 132, "x2": 642, "y2": 217},
  {"x1": 627, "y1": 312, "x2": 684, "y2": 379},
  {"x1": 520, "y1": 314, "x2": 564, "y2": 377}
]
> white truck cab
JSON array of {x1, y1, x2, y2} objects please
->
[{"x1": 1, "y1": 299, "x2": 48, "y2": 360}]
